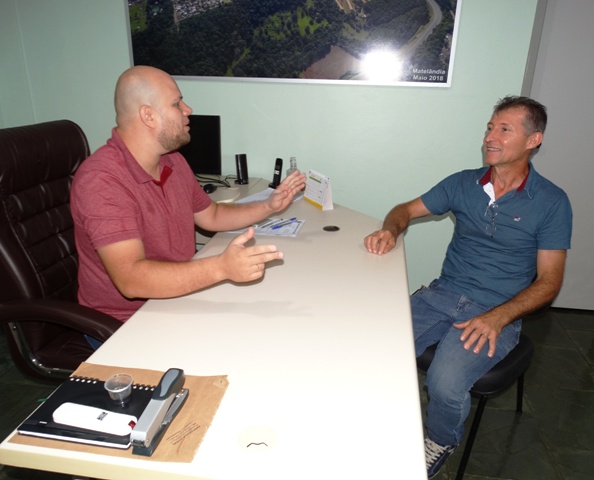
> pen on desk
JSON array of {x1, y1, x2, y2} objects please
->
[
  {"x1": 271, "y1": 218, "x2": 297, "y2": 229},
  {"x1": 257, "y1": 218, "x2": 278, "y2": 228},
  {"x1": 262, "y1": 218, "x2": 287, "y2": 228}
]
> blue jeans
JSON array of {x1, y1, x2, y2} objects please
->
[
  {"x1": 85, "y1": 334, "x2": 103, "y2": 350},
  {"x1": 411, "y1": 280, "x2": 521, "y2": 446}
]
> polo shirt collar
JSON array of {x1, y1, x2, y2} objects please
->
[
  {"x1": 478, "y1": 164, "x2": 532, "y2": 194},
  {"x1": 110, "y1": 128, "x2": 175, "y2": 185},
  {"x1": 153, "y1": 164, "x2": 173, "y2": 187}
]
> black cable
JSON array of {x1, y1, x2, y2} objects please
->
[{"x1": 194, "y1": 174, "x2": 232, "y2": 188}]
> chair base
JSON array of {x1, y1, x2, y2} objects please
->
[{"x1": 454, "y1": 385, "x2": 523, "y2": 480}]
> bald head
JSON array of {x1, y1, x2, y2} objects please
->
[
  {"x1": 113, "y1": 66, "x2": 192, "y2": 160},
  {"x1": 114, "y1": 66, "x2": 176, "y2": 127}
]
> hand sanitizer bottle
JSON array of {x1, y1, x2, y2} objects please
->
[{"x1": 286, "y1": 157, "x2": 298, "y2": 177}]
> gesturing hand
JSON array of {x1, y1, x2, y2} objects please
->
[
  {"x1": 266, "y1": 171, "x2": 306, "y2": 213},
  {"x1": 221, "y1": 227, "x2": 284, "y2": 282}
]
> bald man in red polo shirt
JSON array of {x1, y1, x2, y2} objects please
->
[{"x1": 71, "y1": 66, "x2": 305, "y2": 326}]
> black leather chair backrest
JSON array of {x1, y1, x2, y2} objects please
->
[
  {"x1": 0, "y1": 120, "x2": 104, "y2": 378},
  {"x1": 0, "y1": 120, "x2": 87, "y2": 304}
]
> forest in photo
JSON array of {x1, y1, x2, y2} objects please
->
[{"x1": 129, "y1": 0, "x2": 459, "y2": 83}]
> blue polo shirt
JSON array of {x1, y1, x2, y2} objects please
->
[{"x1": 420, "y1": 164, "x2": 572, "y2": 307}]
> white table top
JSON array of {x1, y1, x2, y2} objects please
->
[{"x1": 0, "y1": 187, "x2": 426, "y2": 480}]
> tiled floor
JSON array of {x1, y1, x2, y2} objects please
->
[
  {"x1": 0, "y1": 308, "x2": 593, "y2": 479},
  {"x1": 424, "y1": 308, "x2": 594, "y2": 480}
]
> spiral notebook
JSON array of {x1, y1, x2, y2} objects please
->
[
  {"x1": 12, "y1": 363, "x2": 229, "y2": 462},
  {"x1": 17, "y1": 375, "x2": 156, "y2": 449}
]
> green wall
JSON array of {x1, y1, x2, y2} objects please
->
[{"x1": 0, "y1": 0, "x2": 539, "y2": 292}]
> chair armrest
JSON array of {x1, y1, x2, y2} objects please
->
[{"x1": 0, "y1": 299, "x2": 122, "y2": 342}]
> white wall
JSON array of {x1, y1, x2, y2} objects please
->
[
  {"x1": 529, "y1": 0, "x2": 594, "y2": 309},
  {"x1": 0, "y1": 0, "x2": 541, "y2": 295}
]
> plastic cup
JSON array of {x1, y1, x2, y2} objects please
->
[{"x1": 104, "y1": 373, "x2": 133, "y2": 406}]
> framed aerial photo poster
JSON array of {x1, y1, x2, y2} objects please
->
[{"x1": 127, "y1": 0, "x2": 462, "y2": 86}]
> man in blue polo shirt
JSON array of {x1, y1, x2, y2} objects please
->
[{"x1": 364, "y1": 96, "x2": 572, "y2": 478}]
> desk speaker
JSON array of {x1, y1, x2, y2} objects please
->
[{"x1": 235, "y1": 154, "x2": 249, "y2": 184}]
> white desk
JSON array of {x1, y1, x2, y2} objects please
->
[
  {"x1": 0, "y1": 191, "x2": 426, "y2": 479},
  {"x1": 201, "y1": 176, "x2": 270, "y2": 204}
]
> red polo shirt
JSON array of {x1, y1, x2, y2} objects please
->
[{"x1": 71, "y1": 128, "x2": 211, "y2": 321}]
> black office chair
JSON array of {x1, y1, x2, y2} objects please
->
[
  {"x1": 0, "y1": 120, "x2": 122, "y2": 381},
  {"x1": 417, "y1": 333, "x2": 534, "y2": 480}
]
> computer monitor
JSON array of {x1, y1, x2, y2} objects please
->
[{"x1": 177, "y1": 115, "x2": 222, "y2": 176}]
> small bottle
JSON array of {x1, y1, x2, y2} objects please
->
[{"x1": 286, "y1": 157, "x2": 298, "y2": 177}]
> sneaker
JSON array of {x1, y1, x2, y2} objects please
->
[{"x1": 425, "y1": 437, "x2": 456, "y2": 479}]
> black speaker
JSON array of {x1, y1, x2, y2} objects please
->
[{"x1": 235, "y1": 153, "x2": 249, "y2": 184}]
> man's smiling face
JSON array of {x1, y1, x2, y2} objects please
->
[{"x1": 483, "y1": 106, "x2": 541, "y2": 168}]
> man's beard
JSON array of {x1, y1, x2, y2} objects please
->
[{"x1": 158, "y1": 123, "x2": 190, "y2": 153}]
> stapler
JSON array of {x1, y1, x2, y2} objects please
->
[{"x1": 131, "y1": 368, "x2": 189, "y2": 456}]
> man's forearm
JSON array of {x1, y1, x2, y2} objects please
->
[
  {"x1": 209, "y1": 202, "x2": 273, "y2": 232},
  {"x1": 116, "y1": 255, "x2": 227, "y2": 300},
  {"x1": 487, "y1": 273, "x2": 563, "y2": 328},
  {"x1": 382, "y1": 203, "x2": 414, "y2": 237}
]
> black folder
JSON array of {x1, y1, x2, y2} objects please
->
[{"x1": 17, "y1": 376, "x2": 154, "y2": 449}]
